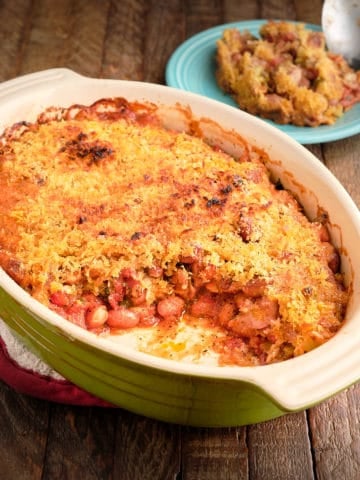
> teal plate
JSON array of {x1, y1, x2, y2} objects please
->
[{"x1": 166, "y1": 20, "x2": 360, "y2": 145}]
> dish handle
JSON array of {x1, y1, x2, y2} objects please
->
[{"x1": 0, "y1": 68, "x2": 83, "y2": 101}]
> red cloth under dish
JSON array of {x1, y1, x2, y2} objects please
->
[{"x1": 0, "y1": 335, "x2": 114, "y2": 407}]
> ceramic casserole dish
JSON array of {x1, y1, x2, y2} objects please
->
[{"x1": 0, "y1": 68, "x2": 359, "y2": 427}]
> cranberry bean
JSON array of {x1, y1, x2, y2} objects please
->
[
  {"x1": 190, "y1": 293, "x2": 218, "y2": 318},
  {"x1": 86, "y1": 305, "x2": 108, "y2": 329},
  {"x1": 147, "y1": 266, "x2": 163, "y2": 278},
  {"x1": 218, "y1": 302, "x2": 236, "y2": 325},
  {"x1": 49, "y1": 291, "x2": 72, "y2": 307},
  {"x1": 121, "y1": 267, "x2": 137, "y2": 280},
  {"x1": 229, "y1": 297, "x2": 279, "y2": 337},
  {"x1": 157, "y1": 295, "x2": 185, "y2": 320},
  {"x1": 107, "y1": 307, "x2": 140, "y2": 328},
  {"x1": 131, "y1": 306, "x2": 159, "y2": 326}
]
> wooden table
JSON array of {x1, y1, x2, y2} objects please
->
[{"x1": 0, "y1": 1, "x2": 359, "y2": 479}]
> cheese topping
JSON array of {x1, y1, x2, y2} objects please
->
[{"x1": 0, "y1": 98, "x2": 348, "y2": 366}]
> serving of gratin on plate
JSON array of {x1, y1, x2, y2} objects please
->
[
  {"x1": 165, "y1": 19, "x2": 360, "y2": 144},
  {"x1": 216, "y1": 20, "x2": 360, "y2": 127},
  {"x1": 0, "y1": 68, "x2": 360, "y2": 427}
]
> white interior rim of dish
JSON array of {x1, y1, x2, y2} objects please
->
[{"x1": 0, "y1": 68, "x2": 360, "y2": 411}]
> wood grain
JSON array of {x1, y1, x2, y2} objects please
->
[
  {"x1": 0, "y1": 1, "x2": 360, "y2": 479},
  {"x1": 42, "y1": 405, "x2": 116, "y2": 480},
  {"x1": 185, "y1": 0, "x2": 224, "y2": 37},
  {"x1": 248, "y1": 412, "x2": 314, "y2": 480},
  {"x1": 181, "y1": 427, "x2": 248, "y2": 480},
  {"x1": 0, "y1": 384, "x2": 49, "y2": 480},
  {"x1": 309, "y1": 388, "x2": 360, "y2": 480},
  {"x1": 0, "y1": 0, "x2": 33, "y2": 81},
  {"x1": 323, "y1": 134, "x2": 360, "y2": 207},
  {"x1": 223, "y1": 0, "x2": 259, "y2": 21},
  {"x1": 101, "y1": 0, "x2": 148, "y2": 80},
  {"x1": 113, "y1": 412, "x2": 181, "y2": 480},
  {"x1": 143, "y1": 1, "x2": 185, "y2": 83}
]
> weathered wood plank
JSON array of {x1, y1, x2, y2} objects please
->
[
  {"x1": 259, "y1": 0, "x2": 298, "y2": 21},
  {"x1": 181, "y1": 427, "x2": 248, "y2": 480},
  {"x1": 247, "y1": 412, "x2": 314, "y2": 480},
  {"x1": 101, "y1": 0, "x2": 148, "y2": 80},
  {"x1": 223, "y1": 0, "x2": 323, "y2": 26},
  {"x1": 143, "y1": 0, "x2": 185, "y2": 83},
  {"x1": 294, "y1": 0, "x2": 323, "y2": 24},
  {"x1": 309, "y1": 386, "x2": 360, "y2": 480},
  {"x1": 185, "y1": 0, "x2": 224, "y2": 37},
  {"x1": 19, "y1": 0, "x2": 110, "y2": 77},
  {"x1": 63, "y1": 0, "x2": 110, "y2": 77},
  {"x1": 308, "y1": 132, "x2": 360, "y2": 478},
  {"x1": 0, "y1": 383, "x2": 49, "y2": 480},
  {"x1": 322, "y1": 134, "x2": 360, "y2": 207},
  {"x1": 42, "y1": 404, "x2": 116, "y2": 480},
  {"x1": 224, "y1": 0, "x2": 260, "y2": 21},
  {"x1": 112, "y1": 411, "x2": 181, "y2": 480},
  {"x1": 103, "y1": 0, "x2": 185, "y2": 83},
  {"x1": 0, "y1": 0, "x2": 33, "y2": 82},
  {"x1": 1, "y1": 1, "x2": 360, "y2": 480}
]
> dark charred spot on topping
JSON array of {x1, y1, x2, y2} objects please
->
[
  {"x1": 87, "y1": 146, "x2": 113, "y2": 164},
  {"x1": 220, "y1": 184, "x2": 233, "y2": 195},
  {"x1": 275, "y1": 179, "x2": 284, "y2": 190},
  {"x1": 184, "y1": 199, "x2": 195, "y2": 209},
  {"x1": 13, "y1": 121, "x2": 32, "y2": 131},
  {"x1": 98, "y1": 230, "x2": 107, "y2": 237},
  {"x1": 131, "y1": 231, "x2": 144, "y2": 241},
  {"x1": 206, "y1": 197, "x2": 225, "y2": 208},
  {"x1": 302, "y1": 286, "x2": 313, "y2": 297},
  {"x1": 36, "y1": 177, "x2": 46, "y2": 185},
  {"x1": 77, "y1": 216, "x2": 87, "y2": 224},
  {"x1": 60, "y1": 132, "x2": 113, "y2": 165},
  {"x1": 77, "y1": 132, "x2": 87, "y2": 141}
]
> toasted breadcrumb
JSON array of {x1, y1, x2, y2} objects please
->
[
  {"x1": 216, "y1": 21, "x2": 360, "y2": 126},
  {"x1": 0, "y1": 98, "x2": 348, "y2": 365}
]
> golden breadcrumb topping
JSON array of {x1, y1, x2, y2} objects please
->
[
  {"x1": 0, "y1": 98, "x2": 348, "y2": 365},
  {"x1": 216, "y1": 21, "x2": 360, "y2": 126}
]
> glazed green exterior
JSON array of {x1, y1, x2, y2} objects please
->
[{"x1": 0, "y1": 285, "x2": 288, "y2": 427}]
